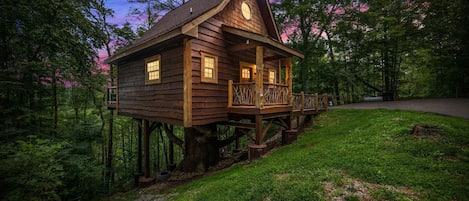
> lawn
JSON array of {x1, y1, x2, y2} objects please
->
[{"x1": 121, "y1": 109, "x2": 469, "y2": 201}]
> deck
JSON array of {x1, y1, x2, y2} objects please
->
[{"x1": 228, "y1": 81, "x2": 328, "y2": 116}]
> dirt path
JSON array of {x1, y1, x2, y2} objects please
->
[{"x1": 333, "y1": 98, "x2": 469, "y2": 119}]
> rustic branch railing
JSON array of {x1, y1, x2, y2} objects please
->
[
  {"x1": 263, "y1": 83, "x2": 289, "y2": 105},
  {"x1": 228, "y1": 81, "x2": 289, "y2": 107},
  {"x1": 228, "y1": 80, "x2": 328, "y2": 113},
  {"x1": 292, "y1": 92, "x2": 328, "y2": 112},
  {"x1": 230, "y1": 81, "x2": 255, "y2": 106}
]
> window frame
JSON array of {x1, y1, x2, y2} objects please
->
[
  {"x1": 145, "y1": 55, "x2": 161, "y2": 85},
  {"x1": 200, "y1": 52, "x2": 218, "y2": 84}
]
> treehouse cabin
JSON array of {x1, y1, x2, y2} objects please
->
[{"x1": 106, "y1": 0, "x2": 327, "y2": 186}]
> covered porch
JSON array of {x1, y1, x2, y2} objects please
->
[{"x1": 222, "y1": 26, "x2": 328, "y2": 160}]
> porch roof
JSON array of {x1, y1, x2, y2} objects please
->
[{"x1": 222, "y1": 25, "x2": 304, "y2": 59}]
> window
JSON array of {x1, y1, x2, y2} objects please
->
[
  {"x1": 242, "y1": 68, "x2": 251, "y2": 80},
  {"x1": 201, "y1": 52, "x2": 218, "y2": 83},
  {"x1": 239, "y1": 62, "x2": 256, "y2": 83},
  {"x1": 269, "y1": 70, "x2": 276, "y2": 83},
  {"x1": 145, "y1": 55, "x2": 161, "y2": 85}
]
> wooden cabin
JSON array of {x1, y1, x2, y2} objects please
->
[{"x1": 106, "y1": 0, "x2": 327, "y2": 184}]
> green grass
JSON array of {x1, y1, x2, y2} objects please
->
[{"x1": 116, "y1": 109, "x2": 469, "y2": 201}]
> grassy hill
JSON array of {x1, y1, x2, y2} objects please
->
[{"x1": 110, "y1": 109, "x2": 469, "y2": 201}]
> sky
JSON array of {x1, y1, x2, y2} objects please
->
[{"x1": 105, "y1": 0, "x2": 139, "y2": 26}]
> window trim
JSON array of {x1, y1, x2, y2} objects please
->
[
  {"x1": 145, "y1": 55, "x2": 161, "y2": 85},
  {"x1": 200, "y1": 52, "x2": 218, "y2": 84}
]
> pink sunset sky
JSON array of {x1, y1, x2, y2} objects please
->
[{"x1": 98, "y1": 1, "x2": 369, "y2": 70}]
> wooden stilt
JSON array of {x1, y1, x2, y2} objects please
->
[
  {"x1": 133, "y1": 119, "x2": 143, "y2": 186},
  {"x1": 249, "y1": 115, "x2": 266, "y2": 161},
  {"x1": 138, "y1": 119, "x2": 155, "y2": 188},
  {"x1": 137, "y1": 119, "x2": 142, "y2": 174},
  {"x1": 143, "y1": 120, "x2": 150, "y2": 178}
]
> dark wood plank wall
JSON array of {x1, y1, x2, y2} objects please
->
[
  {"x1": 118, "y1": 46, "x2": 185, "y2": 126},
  {"x1": 191, "y1": 18, "x2": 233, "y2": 125},
  {"x1": 190, "y1": 0, "x2": 279, "y2": 126},
  {"x1": 213, "y1": 0, "x2": 268, "y2": 36}
]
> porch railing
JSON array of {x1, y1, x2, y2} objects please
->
[
  {"x1": 227, "y1": 80, "x2": 328, "y2": 112},
  {"x1": 107, "y1": 86, "x2": 117, "y2": 105},
  {"x1": 292, "y1": 92, "x2": 328, "y2": 112},
  {"x1": 263, "y1": 83, "x2": 289, "y2": 105},
  {"x1": 228, "y1": 81, "x2": 289, "y2": 107}
]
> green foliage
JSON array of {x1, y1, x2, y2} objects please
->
[
  {"x1": 0, "y1": 136, "x2": 65, "y2": 201},
  {"x1": 273, "y1": 0, "x2": 469, "y2": 99},
  {"x1": 126, "y1": 109, "x2": 469, "y2": 201}
]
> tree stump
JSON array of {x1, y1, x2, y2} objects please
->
[{"x1": 410, "y1": 125, "x2": 441, "y2": 136}]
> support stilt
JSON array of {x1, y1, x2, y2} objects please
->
[{"x1": 139, "y1": 119, "x2": 155, "y2": 187}]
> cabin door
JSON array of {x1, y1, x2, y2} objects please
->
[{"x1": 239, "y1": 62, "x2": 256, "y2": 83}]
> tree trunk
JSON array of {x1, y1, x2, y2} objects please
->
[
  {"x1": 105, "y1": 109, "x2": 113, "y2": 193},
  {"x1": 176, "y1": 126, "x2": 219, "y2": 173}
]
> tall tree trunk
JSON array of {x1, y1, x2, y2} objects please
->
[
  {"x1": 52, "y1": 68, "x2": 58, "y2": 133},
  {"x1": 176, "y1": 126, "x2": 219, "y2": 173},
  {"x1": 105, "y1": 109, "x2": 113, "y2": 193}
]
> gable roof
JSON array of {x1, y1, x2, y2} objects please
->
[{"x1": 106, "y1": 0, "x2": 283, "y2": 64}]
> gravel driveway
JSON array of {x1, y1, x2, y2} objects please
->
[{"x1": 333, "y1": 98, "x2": 469, "y2": 119}]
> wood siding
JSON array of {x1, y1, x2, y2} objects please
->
[
  {"x1": 190, "y1": 17, "x2": 279, "y2": 126},
  {"x1": 191, "y1": 18, "x2": 233, "y2": 125},
  {"x1": 117, "y1": 45, "x2": 185, "y2": 126},
  {"x1": 214, "y1": 0, "x2": 268, "y2": 36}
]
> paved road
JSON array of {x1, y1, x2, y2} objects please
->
[{"x1": 333, "y1": 98, "x2": 469, "y2": 119}]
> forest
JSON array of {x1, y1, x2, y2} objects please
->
[{"x1": 0, "y1": 0, "x2": 467, "y2": 200}]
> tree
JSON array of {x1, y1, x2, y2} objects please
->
[
  {"x1": 421, "y1": 0, "x2": 469, "y2": 97},
  {"x1": 0, "y1": 0, "x2": 108, "y2": 199},
  {"x1": 129, "y1": 0, "x2": 188, "y2": 35}
]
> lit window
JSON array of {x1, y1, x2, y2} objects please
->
[
  {"x1": 201, "y1": 52, "x2": 218, "y2": 83},
  {"x1": 242, "y1": 68, "x2": 251, "y2": 79},
  {"x1": 145, "y1": 55, "x2": 161, "y2": 84},
  {"x1": 269, "y1": 70, "x2": 276, "y2": 83}
]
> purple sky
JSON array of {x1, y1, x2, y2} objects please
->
[{"x1": 105, "y1": 0, "x2": 141, "y2": 26}]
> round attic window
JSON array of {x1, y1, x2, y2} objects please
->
[{"x1": 241, "y1": 2, "x2": 252, "y2": 20}]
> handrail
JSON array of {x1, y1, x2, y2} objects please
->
[
  {"x1": 228, "y1": 80, "x2": 328, "y2": 112},
  {"x1": 292, "y1": 92, "x2": 328, "y2": 112}
]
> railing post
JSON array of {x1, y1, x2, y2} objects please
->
[
  {"x1": 228, "y1": 80, "x2": 233, "y2": 107},
  {"x1": 300, "y1": 92, "x2": 305, "y2": 113},
  {"x1": 255, "y1": 46, "x2": 264, "y2": 109},
  {"x1": 286, "y1": 57, "x2": 293, "y2": 106},
  {"x1": 315, "y1": 93, "x2": 319, "y2": 112},
  {"x1": 323, "y1": 93, "x2": 328, "y2": 111}
]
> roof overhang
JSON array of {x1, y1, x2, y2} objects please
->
[
  {"x1": 105, "y1": 28, "x2": 185, "y2": 64},
  {"x1": 106, "y1": 0, "x2": 231, "y2": 64},
  {"x1": 222, "y1": 25, "x2": 304, "y2": 59}
]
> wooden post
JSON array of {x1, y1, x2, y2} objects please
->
[
  {"x1": 143, "y1": 120, "x2": 150, "y2": 178},
  {"x1": 315, "y1": 93, "x2": 319, "y2": 113},
  {"x1": 301, "y1": 91, "x2": 305, "y2": 113},
  {"x1": 169, "y1": 141, "x2": 174, "y2": 170},
  {"x1": 286, "y1": 57, "x2": 293, "y2": 106},
  {"x1": 249, "y1": 115, "x2": 266, "y2": 161},
  {"x1": 183, "y1": 38, "x2": 192, "y2": 127},
  {"x1": 278, "y1": 60, "x2": 282, "y2": 84},
  {"x1": 255, "y1": 115, "x2": 263, "y2": 145},
  {"x1": 255, "y1": 46, "x2": 264, "y2": 109},
  {"x1": 137, "y1": 119, "x2": 142, "y2": 174},
  {"x1": 228, "y1": 80, "x2": 233, "y2": 107},
  {"x1": 323, "y1": 93, "x2": 328, "y2": 111}
]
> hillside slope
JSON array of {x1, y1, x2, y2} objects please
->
[{"x1": 113, "y1": 109, "x2": 469, "y2": 201}]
